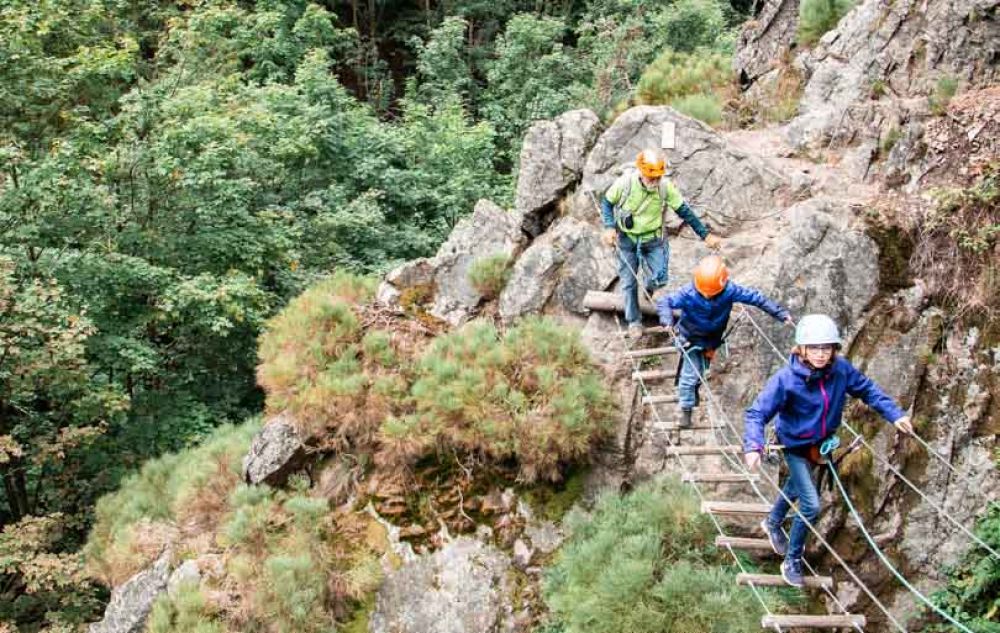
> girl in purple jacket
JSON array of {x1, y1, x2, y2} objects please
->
[{"x1": 742, "y1": 314, "x2": 913, "y2": 587}]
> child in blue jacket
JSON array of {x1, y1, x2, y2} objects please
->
[
  {"x1": 743, "y1": 314, "x2": 913, "y2": 587},
  {"x1": 656, "y1": 256, "x2": 793, "y2": 428}
]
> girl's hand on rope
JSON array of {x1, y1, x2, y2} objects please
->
[
  {"x1": 744, "y1": 451, "x2": 761, "y2": 471},
  {"x1": 893, "y1": 416, "x2": 914, "y2": 435}
]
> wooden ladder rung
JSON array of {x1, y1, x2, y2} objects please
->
[
  {"x1": 701, "y1": 501, "x2": 771, "y2": 516},
  {"x1": 761, "y1": 614, "x2": 865, "y2": 628},
  {"x1": 632, "y1": 369, "x2": 676, "y2": 381},
  {"x1": 664, "y1": 445, "x2": 740, "y2": 456},
  {"x1": 683, "y1": 472, "x2": 760, "y2": 483},
  {"x1": 714, "y1": 536, "x2": 774, "y2": 552},
  {"x1": 623, "y1": 346, "x2": 677, "y2": 359},
  {"x1": 642, "y1": 394, "x2": 678, "y2": 405},
  {"x1": 737, "y1": 572, "x2": 833, "y2": 589}
]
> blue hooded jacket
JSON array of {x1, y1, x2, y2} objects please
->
[
  {"x1": 743, "y1": 355, "x2": 906, "y2": 453},
  {"x1": 656, "y1": 282, "x2": 789, "y2": 349}
]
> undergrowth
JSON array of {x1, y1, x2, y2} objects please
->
[
  {"x1": 467, "y1": 253, "x2": 513, "y2": 300},
  {"x1": 542, "y1": 477, "x2": 785, "y2": 633},
  {"x1": 798, "y1": 0, "x2": 855, "y2": 45},
  {"x1": 84, "y1": 419, "x2": 262, "y2": 586},
  {"x1": 913, "y1": 162, "x2": 1000, "y2": 335},
  {"x1": 635, "y1": 48, "x2": 734, "y2": 126}
]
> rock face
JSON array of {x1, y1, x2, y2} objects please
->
[
  {"x1": 516, "y1": 109, "x2": 603, "y2": 237},
  {"x1": 499, "y1": 216, "x2": 617, "y2": 322},
  {"x1": 370, "y1": 537, "x2": 514, "y2": 633},
  {"x1": 242, "y1": 412, "x2": 308, "y2": 487},
  {"x1": 733, "y1": 0, "x2": 799, "y2": 87},
  {"x1": 89, "y1": 552, "x2": 171, "y2": 633},
  {"x1": 578, "y1": 106, "x2": 789, "y2": 232},
  {"x1": 378, "y1": 199, "x2": 526, "y2": 325},
  {"x1": 786, "y1": 0, "x2": 1000, "y2": 147}
]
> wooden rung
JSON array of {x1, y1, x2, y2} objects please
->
[
  {"x1": 642, "y1": 325, "x2": 672, "y2": 335},
  {"x1": 664, "y1": 445, "x2": 741, "y2": 456},
  {"x1": 583, "y1": 290, "x2": 656, "y2": 316},
  {"x1": 714, "y1": 536, "x2": 775, "y2": 551},
  {"x1": 683, "y1": 472, "x2": 760, "y2": 483},
  {"x1": 737, "y1": 572, "x2": 833, "y2": 589},
  {"x1": 623, "y1": 346, "x2": 677, "y2": 359},
  {"x1": 701, "y1": 501, "x2": 771, "y2": 516},
  {"x1": 642, "y1": 394, "x2": 678, "y2": 405},
  {"x1": 632, "y1": 369, "x2": 676, "y2": 381},
  {"x1": 761, "y1": 614, "x2": 865, "y2": 628}
]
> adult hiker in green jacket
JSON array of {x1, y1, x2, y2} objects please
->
[{"x1": 600, "y1": 148, "x2": 722, "y2": 337}]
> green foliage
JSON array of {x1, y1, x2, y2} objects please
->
[
  {"x1": 481, "y1": 14, "x2": 587, "y2": 163},
  {"x1": 148, "y1": 582, "x2": 224, "y2": 633},
  {"x1": 634, "y1": 48, "x2": 732, "y2": 125},
  {"x1": 916, "y1": 164, "x2": 1000, "y2": 329},
  {"x1": 881, "y1": 126, "x2": 903, "y2": 155},
  {"x1": 798, "y1": 0, "x2": 854, "y2": 45},
  {"x1": 85, "y1": 419, "x2": 261, "y2": 585},
  {"x1": 929, "y1": 504, "x2": 1000, "y2": 632},
  {"x1": 543, "y1": 477, "x2": 781, "y2": 633},
  {"x1": 929, "y1": 76, "x2": 959, "y2": 116},
  {"x1": 0, "y1": 258, "x2": 128, "y2": 525},
  {"x1": 467, "y1": 253, "x2": 513, "y2": 299},
  {"x1": 256, "y1": 272, "x2": 392, "y2": 439},
  {"x1": 651, "y1": 0, "x2": 727, "y2": 53},
  {"x1": 0, "y1": 514, "x2": 104, "y2": 628},
  {"x1": 670, "y1": 93, "x2": 724, "y2": 125},
  {"x1": 386, "y1": 317, "x2": 616, "y2": 482}
]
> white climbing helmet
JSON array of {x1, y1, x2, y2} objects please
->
[{"x1": 795, "y1": 314, "x2": 842, "y2": 346}]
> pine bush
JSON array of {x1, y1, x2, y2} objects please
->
[
  {"x1": 379, "y1": 317, "x2": 616, "y2": 482},
  {"x1": 544, "y1": 477, "x2": 782, "y2": 633},
  {"x1": 671, "y1": 94, "x2": 723, "y2": 125},
  {"x1": 467, "y1": 253, "x2": 513, "y2": 300},
  {"x1": 85, "y1": 419, "x2": 261, "y2": 585}
]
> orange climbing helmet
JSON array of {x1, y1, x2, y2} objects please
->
[
  {"x1": 636, "y1": 148, "x2": 667, "y2": 179},
  {"x1": 693, "y1": 255, "x2": 729, "y2": 298}
]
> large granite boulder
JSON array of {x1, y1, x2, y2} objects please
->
[
  {"x1": 787, "y1": 0, "x2": 1000, "y2": 147},
  {"x1": 577, "y1": 106, "x2": 789, "y2": 233},
  {"x1": 89, "y1": 552, "x2": 171, "y2": 633},
  {"x1": 242, "y1": 412, "x2": 308, "y2": 487},
  {"x1": 516, "y1": 109, "x2": 603, "y2": 237},
  {"x1": 370, "y1": 537, "x2": 515, "y2": 633},
  {"x1": 378, "y1": 199, "x2": 526, "y2": 325},
  {"x1": 498, "y1": 216, "x2": 617, "y2": 323}
]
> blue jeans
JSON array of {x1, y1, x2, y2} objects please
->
[
  {"x1": 768, "y1": 451, "x2": 820, "y2": 560},
  {"x1": 617, "y1": 232, "x2": 668, "y2": 325},
  {"x1": 677, "y1": 346, "x2": 708, "y2": 409}
]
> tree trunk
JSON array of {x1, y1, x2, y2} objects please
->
[{"x1": 1, "y1": 457, "x2": 30, "y2": 523}]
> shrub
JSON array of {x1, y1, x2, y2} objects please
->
[
  {"x1": 635, "y1": 49, "x2": 733, "y2": 107},
  {"x1": 85, "y1": 419, "x2": 261, "y2": 585},
  {"x1": 378, "y1": 317, "x2": 616, "y2": 482},
  {"x1": 256, "y1": 272, "x2": 399, "y2": 442},
  {"x1": 928, "y1": 504, "x2": 1000, "y2": 632},
  {"x1": 467, "y1": 253, "x2": 513, "y2": 300},
  {"x1": 671, "y1": 93, "x2": 723, "y2": 125},
  {"x1": 929, "y1": 76, "x2": 959, "y2": 116},
  {"x1": 798, "y1": 0, "x2": 855, "y2": 45},
  {"x1": 543, "y1": 477, "x2": 782, "y2": 633},
  {"x1": 914, "y1": 163, "x2": 1000, "y2": 330},
  {"x1": 651, "y1": 0, "x2": 727, "y2": 53},
  {"x1": 147, "y1": 582, "x2": 223, "y2": 633}
]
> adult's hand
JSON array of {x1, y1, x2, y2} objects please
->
[
  {"x1": 601, "y1": 228, "x2": 617, "y2": 247},
  {"x1": 704, "y1": 233, "x2": 722, "y2": 250},
  {"x1": 785, "y1": 315, "x2": 795, "y2": 327}
]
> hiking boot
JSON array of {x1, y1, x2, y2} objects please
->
[
  {"x1": 760, "y1": 518, "x2": 788, "y2": 557},
  {"x1": 626, "y1": 323, "x2": 643, "y2": 339},
  {"x1": 680, "y1": 408, "x2": 693, "y2": 429},
  {"x1": 781, "y1": 557, "x2": 805, "y2": 588}
]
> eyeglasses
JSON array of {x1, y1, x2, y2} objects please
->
[{"x1": 804, "y1": 344, "x2": 835, "y2": 353}]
